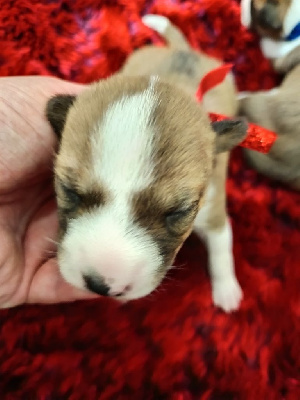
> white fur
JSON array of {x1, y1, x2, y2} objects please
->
[
  {"x1": 283, "y1": 0, "x2": 300, "y2": 37},
  {"x1": 59, "y1": 78, "x2": 164, "y2": 300},
  {"x1": 240, "y1": 0, "x2": 252, "y2": 28},
  {"x1": 92, "y1": 77, "x2": 158, "y2": 191},
  {"x1": 261, "y1": 36, "x2": 300, "y2": 59},
  {"x1": 59, "y1": 208, "x2": 162, "y2": 299},
  {"x1": 193, "y1": 183, "x2": 243, "y2": 312},
  {"x1": 203, "y1": 219, "x2": 242, "y2": 313},
  {"x1": 142, "y1": 14, "x2": 169, "y2": 35}
]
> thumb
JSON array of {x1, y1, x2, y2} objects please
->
[{"x1": 27, "y1": 258, "x2": 99, "y2": 305}]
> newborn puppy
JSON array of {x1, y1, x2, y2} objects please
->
[
  {"x1": 240, "y1": 0, "x2": 300, "y2": 189},
  {"x1": 46, "y1": 15, "x2": 247, "y2": 312}
]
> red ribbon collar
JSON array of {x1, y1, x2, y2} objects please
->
[{"x1": 196, "y1": 64, "x2": 277, "y2": 154}]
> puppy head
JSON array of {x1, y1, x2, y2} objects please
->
[
  {"x1": 241, "y1": 0, "x2": 296, "y2": 39},
  {"x1": 46, "y1": 75, "x2": 246, "y2": 300}
]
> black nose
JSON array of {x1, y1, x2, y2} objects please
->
[{"x1": 83, "y1": 274, "x2": 110, "y2": 296}]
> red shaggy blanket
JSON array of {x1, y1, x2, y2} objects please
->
[{"x1": 0, "y1": 0, "x2": 300, "y2": 399}]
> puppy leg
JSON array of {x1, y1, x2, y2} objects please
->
[
  {"x1": 196, "y1": 216, "x2": 243, "y2": 312},
  {"x1": 274, "y1": 45, "x2": 300, "y2": 74},
  {"x1": 193, "y1": 153, "x2": 243, "y2": 312},
  {"x1": 238, "y1": 90, "x2": 278, "y2": 132},
  {"x1": 244, "y1": 146, "x2": 300, "y2": 189}
]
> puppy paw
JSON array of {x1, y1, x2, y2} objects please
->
[{"x1": 212, "y1": 277, "x2": 243, "y2": 313}]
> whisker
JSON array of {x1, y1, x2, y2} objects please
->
[
  {"x1": 172, "y1": 262, "x2": 187, "y2": 271},
  {"x1": 44, "y1": 249, "x2": 57, "y2": 256},
  {"x1": 162, "y1": 277, "x2": 183, "y2": 289},
  {"x1": 44, "y1": 236, "x2": 59, "y2": 246}
]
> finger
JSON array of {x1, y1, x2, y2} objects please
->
[
  {"x1": 27, "y1": 258, "x2": 99, "y2": 304},
  {"x1": 49, "y1": 78, "x2": 86, "y2": 94}
]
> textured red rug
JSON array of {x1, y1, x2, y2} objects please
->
[{"x1": 1, "y1": 0, "x2": 300, "y2": 399}]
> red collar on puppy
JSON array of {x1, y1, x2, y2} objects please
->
[{"x1": 196, "y1": 64, "x2": 277, "y2": 154}]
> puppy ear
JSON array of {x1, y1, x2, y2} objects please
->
[
  {"x1": 46, "y1": 94, "x2": 76, "y2": 138},
  {"x1": 212, "y1": 119, "x2": 248, "y2": 153}
]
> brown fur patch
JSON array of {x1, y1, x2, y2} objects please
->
[
  {"x1": 46, "y1": 94, "x2": 76, "y2": 138},
  {"x1": 120, "y1": 33, "x2": 242, "y2": 234},
  {"x1": 54, "y1": 75, "x2": 215, "y2": 243},
  {"x1": 51, "y1": 17, "x2": 243, "y2": 281},
  {"x1": 55, "y1": 176, "x2": 106, "y2": 237},
  {"x1": 53, "y1": 90, "x2": 129, "y2": 234},
  {"x1": 54, "y1": 75, "x2": 150, "y2": 189},
  {"x1": 131, "y1": 183, "x2": 199, "y2": 266},
  {"x1": 128, "y1": 80, "x2": 214, "y2": 264}
]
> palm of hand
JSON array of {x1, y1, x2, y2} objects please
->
[{"x1": 0, "y1": 76, "x2": 96, "y2": 307}]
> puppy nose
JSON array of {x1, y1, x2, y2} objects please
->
[
  {"x1": 83, "y1": 274, "x2": 110, "y2": 296},
  {"x1": 258, "y1": 6, "x2": 282, "y2": 31}
]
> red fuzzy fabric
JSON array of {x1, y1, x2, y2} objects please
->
[{"x1": 0, "y1": 0, "x2": 300, "y2": 399}]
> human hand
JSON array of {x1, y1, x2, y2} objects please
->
[{"x1": 0, "y1": 76, "x2": 98, "y2": 308}]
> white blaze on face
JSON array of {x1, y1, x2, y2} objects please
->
[
  {"x1": 93, "y1": 76, "x2": 158, "y2": 191},
  {"x1": 58, "y1": 77, "x2": 164, "y2": 299}
]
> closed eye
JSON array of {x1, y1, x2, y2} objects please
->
[
  {"x1": 59, "y1": 182, "x2": 105, "y2": 212},
  {"x1": 165, "y1": 207, "x2": 193, "y2": 221},
  {"x1": 61, "y1": 185, "x2": 82, "y2": 211},
  {"x1": 165, "y1": 201, "x2": 199, "y2": 229}
]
